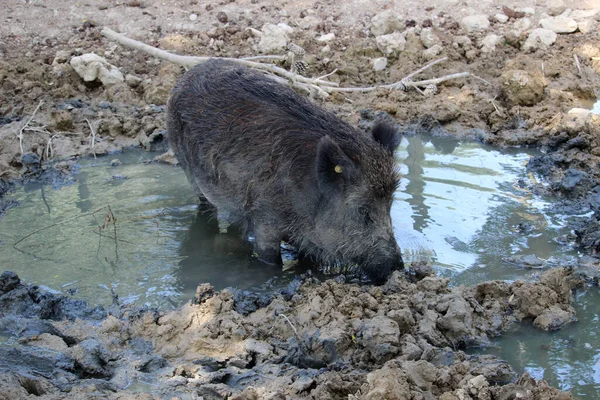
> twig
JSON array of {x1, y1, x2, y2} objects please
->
[
  {"x1": 13, "y1": 206, "x2": 108, "y2": 247},
  {"x1": 44, "y1": 134, "x2": 60, "y2": 160},
  {"x1": 279, "y1": 313, "x2": 309, "y2": 353},
  {"x1": 102, "y1": 28, "x2": 481, "y2": 97},
  {"x1": 101, "y1": 28, "x2": 339, "y2": 89},
  {"x1": 85, "y1": 119, "x2": 97, "y2": 159},
  {"x1": 315, "y1": 68, "x2": 338, "y2": 81},
  {"x1": 17, "y1": 100, "x2": 44, "y2": 156},
  {"x1": 574, "y1": 54, "x2": 582, "y2": 75}
]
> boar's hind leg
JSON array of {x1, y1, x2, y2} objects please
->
[{"x1": 253, "y1": 222, "x2": 283, "y2": 266}]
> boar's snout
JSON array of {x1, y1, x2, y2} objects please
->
[{"x1": 362, "y1": 238, "x2": 404, "y2": 285}]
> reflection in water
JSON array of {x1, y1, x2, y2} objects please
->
[
  {"x1": 0, "y1": 138, "x2": 598, "y2": 396},
  {"x1": 405, "y1": 136, "x2": 429, "y2": 233},
  {"x1": 176, "y1": 210, "x2": 289, "y2": 299}
]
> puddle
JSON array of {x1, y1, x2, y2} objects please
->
[
  {"x1": 0, "y1": 136, "x2": 581, "y2": 307},
  {"x1": 0, "y1": 134, "x2": 597, "y2": 396},
  {"x1": 469, "y1": 289, "x2": 600, "y2": 397}
]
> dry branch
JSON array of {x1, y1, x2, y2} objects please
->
[
  {"x1": 101, "y1": 28, "x2": 481, "y2": 97},
  {"x1": 17, "y1": 100, "x2": 44, "y2": 156}
]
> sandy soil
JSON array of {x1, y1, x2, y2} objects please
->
[{"x1": 1, "y1": 0, "x2": 600, "y2": 398}]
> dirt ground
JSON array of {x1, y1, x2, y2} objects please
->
[{"x1": 1, "y1": 0, "x2": 600, "y2": 398}]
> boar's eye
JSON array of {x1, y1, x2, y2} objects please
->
[{"x1": 358, "y1": 206, "x2": 374, "y2": 225}]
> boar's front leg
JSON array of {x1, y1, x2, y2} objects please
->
[{"x1": 252, "y1": 221, "x2": 283, "y2": 266}]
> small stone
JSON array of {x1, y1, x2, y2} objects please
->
[
  {"x1": 533, "y1": 305, "x2": 575, "y2": 331},
  {"x1": 419, "y1": 28, "x2": 440, "y2": 48},
  {"x1": 125, "y1": 74, "x2": 142, "y2": 88},
  {"x1": 516, "y1": 7, "x2": 535, "y2": 16},
  {"x1": 217, "y1": 11, "x2": 228, "y2": 23},
  {"x1": 577, "y1": 19, "x2": 596, "y2": 34},
  {"x1": 372, "y1": 57, "x2": 388, "y2": 71},
  {"x1": 422, "y1": 44, "x2": 443, "y2": 60},
  {"x1": 513, "y1": 17, "x2": 532, "y2": 34},
  {"x1": 276, "y1": 22, "x2": 294, "y2": 34},
  {"x1": 189, "y1": 13, "x2": 198, "y2": 21},
  {"x1": 523, "y1": 28, "x2": 557, "y2": 52},
  {"x1": 317, "y1": 33, "x2": 335, "y2": 42},
  {"x1": 461, "y1": 14, "x2": 490, "y2": 33},
  {"x1": 501, "y1": 69, "x2": 547, "y2": 106},
  {"x1": 547, "y1": 0, "x2": 566, "y2": 16},
  {"x1": 110, "y1": 159, "x2": 122, "y2": 167},
  {"x1": 540, "y1": 16, "x2": 578, "y2": 33},
  {"x1": 375, "y1": 32, "x2": 406, "y2": 57},
  {"x1": 257, "y1": 23, "x2": 289, "y2": 53},
  {"x1": 480, "y1": 34, "x2": 502, "y2": 53},
  {"x1": 53, "y1": 50, "x2": 71, "y2": 64},
  {"x1": 70, "y1": 53, "x2": 124, "y2": 86},
  {"x1": 371, "y1": 10, "x2": 403, "y2": 36},
  {"x1": 495, "y1": 13, "x2": 509, "y2": 23}
]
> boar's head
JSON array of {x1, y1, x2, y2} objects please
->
[{"x1": 311, "y1": 122, "x2": 404, "y2": 284}]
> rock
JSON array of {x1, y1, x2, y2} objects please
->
[
  {"x1": 375, "y1": 32, "x2": 406, "y2": 57},
  {"x1": 257, "y1": 23, "x2": 289, "y2": 53},
  {"x1": 50, "y1": 110, "x2": 73, "y2": 131},
  {"x1": 372, "y1": 57, "x2": 388, "y2": 71},
  {"x1": 503, "y1": 254, "x2": 545, "y2": 268},
  {"x1": 480, "y1": 34, "x2": 502, "y2": 53},
  {"x1": 513, "y1": 17, "x2": 532, "y2": 34},
  {"x1": 317, "y1": 33, "x2": 335, "y2": 42},
  {"x1": 460, "y1": 15, "x2": 490, "y2": 33},
  {"x1": 109, "y1": 159, "x2": 122, "y2": 167},
  {"x1": 547, "y1": 0, "x2": 566, "y2": 16},
  {"x1": 291, "y1": 375, "x2": 314, "y2": 393},
  {"x1": 363, "y1": 365, "x2": 411, "y2": 399},
  {"x1": 540, "y1": 16, "x2": 578, "y2": 33},
  {"x1": 153, "y1": 149, "x2": 179, "y2": 165},
  {"x1": 522, "y1": 28, "x2": 557, "y2": 52},
  {"x1": 70, "y1": 53, "x2": 124, "y2": 86},
  {"x1": 359, "y1": 316, "x2": 400, "y2": 361},
  {"x1": 52, "y1": 50, "x2": 71, "y2": 64},
  {"x1": 158, "y1": 34, "x2": 193, "y2": 51},
  {"x1": 216, "y1": 11, "x2": 227, "y2": 23},
  {"x1": 189, "y1": 13, "x2": 198, "y2": 21},
  {"x1": 125, "y1": 74, "x2": 142, "y2": 88},
  {"x1": 533, "y1": 305, "x2": 574, "y2": 331},
  {"x1": 143, "y1": 64, "x2": 182, "y2": 105},
  {"x1": 276, "y1": 22, "x2": 294, "y2": 34},
  {"x1": 578, "y1": 19, "x2": 596, "y2": 34},
  {"x1": 422, "y1": 44, "x2": 443, "y2": 60},
  {"x1": 494, "y1": 14, "x2": 509, "y2": 23},
  {"x1": 420, "y1": 28, "x2": 440, "y2": 48},
  {"x1": 371, "y1": 10, "x2": 403, "y2": 36},
  {"x1": 501, "y1": 69, "x2": 547, "y2": 106},
  {"x1": 0, "y1": 271, "x2": 20, "y2": 294}
]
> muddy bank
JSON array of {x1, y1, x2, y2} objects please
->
[{"x1": 0, "y1": 266, "x2": 589, "y2": 399}]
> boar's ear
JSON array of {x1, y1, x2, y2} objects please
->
[
  {"x1": 372, "y1": 122, "x2": 401, "y2": 153},
  {"x1": 316, "y1": 135, "x2": 355, "y2": 191}
]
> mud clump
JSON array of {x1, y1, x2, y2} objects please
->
[{"x1": 0, "y1": 268, "x2": 583, "y2": 398}]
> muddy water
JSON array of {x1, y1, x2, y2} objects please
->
[{"x1": 0, "y1": 135, "x2": 598, "y2": 396}]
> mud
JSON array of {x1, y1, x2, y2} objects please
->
[{"x1": 0, "y1": 267, "x2": 588, "y2": 399}]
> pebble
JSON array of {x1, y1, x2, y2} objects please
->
[
  {"x1": 110, "y1": 159, "x2": 122, "y2": 167},
  {"x1": 419, "y1": 28, "x2": 440, "y2": 48},
  {"x1": 547, "y1": 0, "x2": 566, "y2": 16},
  {"x1": 189, "y1": 13, "x2": 198, "y2": 21},
  {"x1": 370, "y1": 10, "x2": 403, "y2": 36},
  {"x1": 523, "y1": 28, "x2": 557, "y2": 52},
  {"x1": 480, "y1": 34, "x2": 502, "y2": 53},
  {"x1": 375, "y1": 32, "x2": 406, "y2": 57},
  {"x1": 372, "y1": 57, "x2": 388, "y2": 71},
  {"x1": 494, "y1": 14, "x2": 509, "y2": 23},
  {"x1": 539, "y1": 16, "x2": 578, "y2": 33},
  {"x1": 317, "y1": 33, "x2": 335, "y2": 42},
  {"x1": 460, "y1": 14, "x2": 490, "y2": 33},
  {"x1": 217, "y1": 11, "x2": 228, "y2": 23}
]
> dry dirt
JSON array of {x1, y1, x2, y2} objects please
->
[{"x1": 1, "y1": 0, "x2": 600, "y2": 398}]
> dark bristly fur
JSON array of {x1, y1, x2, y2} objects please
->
[{"x1": 167, "y1": 59, "x2": 404, "y2": 284}]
